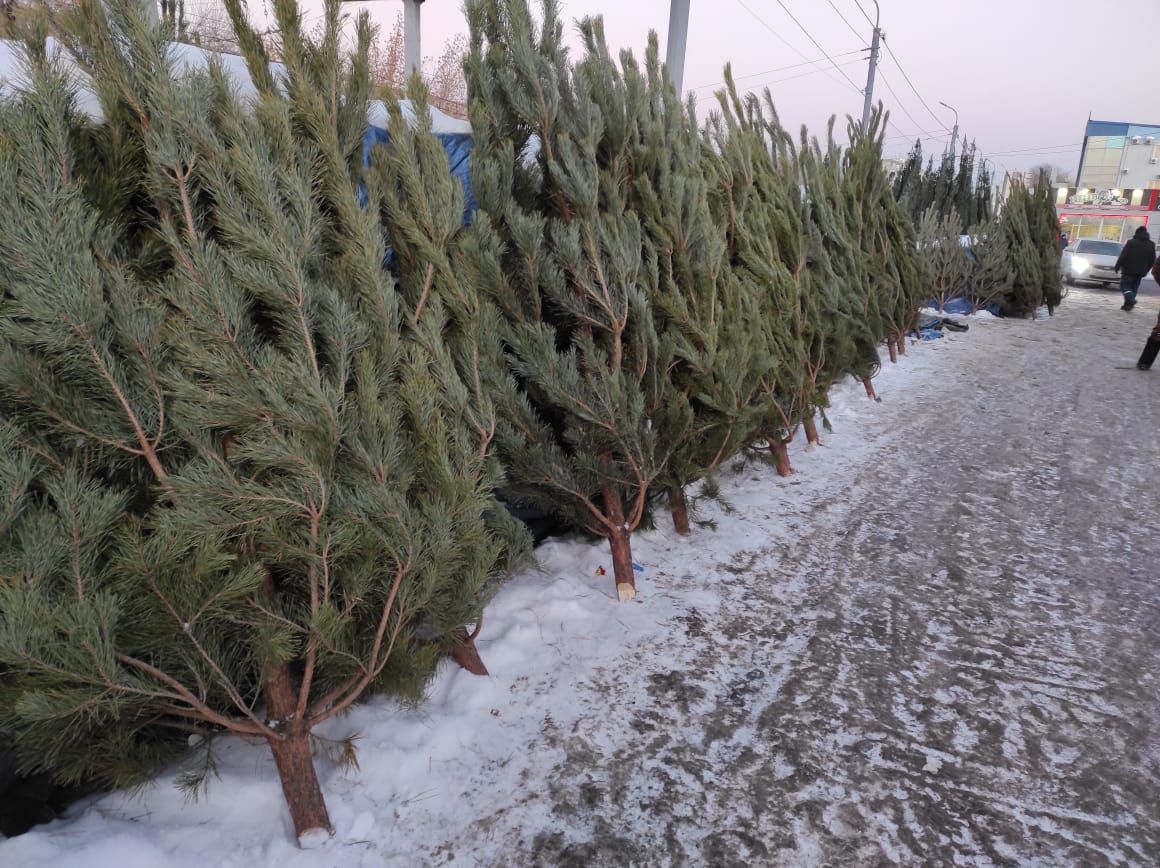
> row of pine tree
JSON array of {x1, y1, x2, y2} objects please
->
[{"x1": 0, "y1": 0, "x2": 1062, "y2": 843}]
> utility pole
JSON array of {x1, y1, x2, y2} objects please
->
[
  {"x1": 403, "y1": 0, "x2": 423, "y2": 77},
  {"x1": 860, "y1": 0, "x2": 881, "y2": 129},
  {"x1": 665, "y1": 0, "x2": 691, "y2": 95},
  {"x1": 940, "y1": 100, "x2": 959, "y2": 161},
  {"x1": 339, "y1": 0, "x2": 424, "y2": 78}
]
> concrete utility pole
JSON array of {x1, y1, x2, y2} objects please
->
[
  {"x1": 860, "y1": 0, "x2": 881, "y2": 129},
  {"x1": 665, "y1": 0, "x2": 691, "y2": 95},
  {"x1": 940, "y1": 100, "x2": 959, "y2": 160},
  {"x1": 403, "y1": 0, "x2": 423, "y2": 77},
  {"x1": 339, "y1": 0, "x2": 424, "y2": 77}
]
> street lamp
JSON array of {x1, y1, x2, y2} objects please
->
[{"x1": 939, "y1": 100, "x2": 959, "y2": 160}]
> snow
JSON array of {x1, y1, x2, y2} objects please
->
[
  {"x1": 4, "y1": 293, "x2": 1159, "y2": 865},
  {"x1": 0, "y1": 332, "x2": 947, "y2": 867}
]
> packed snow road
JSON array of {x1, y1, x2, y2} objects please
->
[
  {"x1": 4, "y1": 288, "x2": 1158, "y2": 868},
  {"x1": 523, "y1": 289, "x2": 1160, "y2": 866}
]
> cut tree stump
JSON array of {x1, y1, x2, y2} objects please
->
[
  {"x1": 450, "y1": 623, "x2": 489, "y2": 676},
  {"x1": 803, "y1": 416, "x2": 820, "y2": 447},
  {"x1": 669, "y1": 487, "x2": 691, "y2": 536},
  {"x1": 770, "y1": 438, "x2": 793, "y2": 477}
]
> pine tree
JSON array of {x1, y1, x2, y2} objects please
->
[
  {"x1": 0, "y1": 0, "x2": 513, "y2": 842},
  {"x1": 964, "y1": 219, "x2": 1014, "y2": 314},
  {"x1": 994, "y1": 178, "x2": 1045, "y2": 317},
  {"x1": 465, "y1": 0, "x2": 672, "y2": 601},
  {"x1": 1029, "y1": 171, "x2": 1063, "y2": 314},
  {"x1": 917, "y1": 205, "x2": 968, "y2": 312},
  {"x1": 593, "y1": 36, "x2": 771, "y2": 530},
  {"x1": 857, "y1": 117, "x2": 925, "y2": 362},
  {"x1": 704, "y1": 75, "x2": 821, "y2": 473}
]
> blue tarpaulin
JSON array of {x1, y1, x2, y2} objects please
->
[
  {"x1": 361, "y1": 122, "x2": 477, "y2": 223},
  {"x1": 925, "y1": 297, "x2": 1001, "y2": 317}
]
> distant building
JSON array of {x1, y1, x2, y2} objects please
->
[{"x1": 1056, "y1": 119, "x2": 1160, "y2": 244}]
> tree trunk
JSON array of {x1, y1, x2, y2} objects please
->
[
  {"x1": 260, "y1": 566, "x2": 331, "y2": 844},
  {"x1": 450, "y1": 627, "x2": 489, "y2": 676},
  {"x1": 602, "y1": 490, "x2": 636, "y2": 602},
  {"x1": 887, "y1": 339, "x2": 898, "y2": 364},
  {"x1": 770, "y1": 438, "x2": 792, "y2": 477},
  {"x1": 263, "y1": 668, "x2": 332, "y2": 844},
  {"x1": 669, "y1": 486, "x2": 691, "y2": 536},
  {"x1": 862, "y1": 377, "x2": 876, "y2": 400},
  {"x1": 803, "y1": 416, "x2": 820, "y2": 447},
  {"x1": 897, "y1": 334, "x2": 907, "y2": 356}
]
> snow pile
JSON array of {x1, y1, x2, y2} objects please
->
[{"x1": 0, "y1": 328, "x2": 970, "y2": 868}]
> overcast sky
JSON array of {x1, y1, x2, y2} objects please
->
[{"x1": 326, "y1": 0, "x2": 1159, "y2": 177}]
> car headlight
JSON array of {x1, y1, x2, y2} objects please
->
[{"x1": 1071, "y1": 256, "x2": 1091, "y2": 274}]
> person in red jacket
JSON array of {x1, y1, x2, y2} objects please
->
[{"x1": 1115, "y1": 226, "x2": 1157, "y2": 311}]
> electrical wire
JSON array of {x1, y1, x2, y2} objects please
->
[
  {"x1": 687, "y1": 49, "x2": 866, "y2": 93},
  {"x1": 825, "y1": 0, "x2": 867, "y2": 44},
  {"x1": 851, "y1": 0, "x2": 875, "y2": 28},
  {"x1": 875, "y1": 67, "x2": 943, "y2": 139},
  {"x1": 880, "y1": 36, "x2": 948, "y2": 130},
  {"x1": 714, "y1": 57, "x2": 869, "y2": 95},
  {"x1": 733, "y1": 0, "x2": 864, "y2": 97},
  {"x1": 983, "y1": 143, "x2": 1083, "y2": 158}
]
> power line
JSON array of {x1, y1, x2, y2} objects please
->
[
  {"x1": 825, "y1": 0, "x2": 866, "y2": 43},
  {"x1": 875, "y1": 67, "x2": 942, "y2": 139},
  {"x1": 880, "y1": 35, "x2": 948, "y2": 130},
  {"x1": 734, "y1": 0, "x2": 864, "y2": 97},
  {"x1": 983, "y1": 143, "x2": 1083, "y2": 158},
  {"x1": 688, "y1": 49, "x2": 865, "y2": 93},
  {"x1": 851, "y1": 0, "x2": 875, "y2": 28},
  {"x1": 717, "y1": 56, "x2": 869, "y2": 95}
]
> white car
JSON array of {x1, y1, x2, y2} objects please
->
[{"x1": 1061, "y1": 239, "x2": 1124, "y2": 287}]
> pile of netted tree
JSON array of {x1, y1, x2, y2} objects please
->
[{"x1": 1, "y1": 0, "x2": 933, "y2": 844}]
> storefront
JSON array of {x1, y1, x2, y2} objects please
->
[{"x1": 1056, "y1": 186, "x2": 1159, "y2": 244}]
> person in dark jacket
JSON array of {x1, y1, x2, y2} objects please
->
[{"x1": 1114, "y1": 226, "x2": 1157, "y2": 311}]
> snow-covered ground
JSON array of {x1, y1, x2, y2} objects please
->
[{"x1": 4, "y1": 287, "x2": 1159, "y2": 866}]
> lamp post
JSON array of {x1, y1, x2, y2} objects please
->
[
  {"x1": 860, "y1": 0, "x2": 881, "y2": 130},
  {"x1": 940, "y1": 100, "x2": 959, "y2": 161}
]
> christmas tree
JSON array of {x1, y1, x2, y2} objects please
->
[
  {"x1": 705, "y1": 75, "x2": 820, "y2": 473},
  {"x1": 0, "y1": 0, "x2": 512, "y2": 842},
  {"x1": 845, "y1": 109, "x2": 924, "y2": 363},
  {"x1": 584, "y1": 32, "x2": 772, "y2": 529},
  {"x1": 465, "y1": 0, "x2": 671, "y2": 600},
  {"x1": 993, "y1": 178, "x2": 1044, "y2": 317},
  {"x1": 798, "y1": 115, "x2": 884, "y2": 396},
  {"x1": 917, "y1": 206, "x2": 969, "y2": 313},
  {"x1": 964, "y1": 219, "x2": 1014, "y2": 314}
]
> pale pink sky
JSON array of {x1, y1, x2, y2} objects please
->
[{"x1": 308, "y1": 0, "x2": 1159, "y2": 175}]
